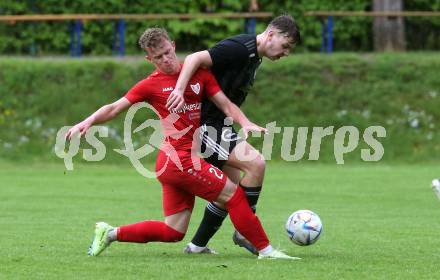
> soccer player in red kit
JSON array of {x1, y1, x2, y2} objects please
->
[{"x1": 65, "y1": 27, "x2": 298, "y2": 260}]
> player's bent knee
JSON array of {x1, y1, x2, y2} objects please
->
[
  {"x1": 164, "y1": 209, "x2": 191, "y2": 234},
  {"x1": 252, "y1": 155, "x2": 266, "y2": 175},
  {"x1": 242, "y1": 155, "x2": 265, "y2": 181}
]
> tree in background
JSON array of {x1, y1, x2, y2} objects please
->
[{"x1": 373, "y1": 0, "x2": 406, "y2": 51}]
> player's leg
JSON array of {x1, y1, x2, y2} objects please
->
[
  {"x1": 221, "y1": 164, "x2": 241, "y2": 183},
  {"x1": 225, "y1": 141, "x2": 266, "y2": 254},
  {"x1": 227, "y1": 141, "x2": 265, "y2": 213},
  {"x1": 164, "y1": 209, "x2": 192, "y2": 233},
  {"x1": 187, "y1": 139, "x2": 265, "y2": 254},
  {"x1": 181, "y1": 157, "x2": 269, "y2": 253},
  {"x1": 88, "y1": 210, "x2": 190, "y2": 257},
  {"x1": 115, "y1": 183, "x2": 194, "y2": 244},
  {"x1": 211, "y1": 170, "x2": 298, "y2": 259},
  {"x1": 183, "y1": 157, "x2": 298, "y2": 259},
  {"x1": 210, "y1": 179, "x2": 270, "y2": 253},
  {"x1": 115, "y1": 210, "x2": 189, "y2": 243},
  {"x1": 88, "y1": 182, "x2": 194, "y2": 257},
  {"x1": 216, "y1": 178, "x2": 299, "y2": 259},
  {"x1": 185, "y1": 165, "x2": 240, "y2": 253}
]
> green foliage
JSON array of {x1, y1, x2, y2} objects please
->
[
  {"x1": 0, "y1": 53, "x2": 439, "y2": 163},
  {"x1": 405, "y1": 0, "x2": 440, "y2": 50},
  {"x1": 0, "y1": 0, "x2": 251, "y2": 55},
  {"x1": 0, "y1": 58, "x2": 154, "y2": 162},
  {"x1": 1, "y1": 0, "x2": 440, "y2": 54},
  {"x1": 245, "y1": 53, "x2": 440, "y2": 162},
  {"x1": 257, "y1": 0, "x2": 373, "y2": 51}
]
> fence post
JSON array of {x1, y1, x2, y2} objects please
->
[
  {"x1": 245, "y1": 17, "x2": 256, "y2": 35},
  {"x1": 327, "y1": 16, "x2": 333, "y2": 53},
  {"x1": 113, "y1": 19, "x2": 125, "y2": 56},
  {"x1": 75, "y1": 20, "x2": 82, "y2": 57},
  {"x1": 70, "y1": 20, "x2": 82, "y2": 57},
  {"x1": 118, "y1": 19, "x2": 125, "y2": 56}
]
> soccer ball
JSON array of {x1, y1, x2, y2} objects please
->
[{"x1": 285, "y1": 210, "x2": 322, "y2": 246}]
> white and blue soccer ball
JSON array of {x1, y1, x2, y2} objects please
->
[{"x1": 285, "y1": 210, "x2": 322, "y2": 246}]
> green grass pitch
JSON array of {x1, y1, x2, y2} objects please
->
[{"x1": 1, "y1": 162, "x2": 439, "y2": 279}]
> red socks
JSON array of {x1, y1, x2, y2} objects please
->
[
  {"x1": 225, "y1": 187, "x2": 270, "y2": 251},
  {"x1": 117, "y1": 220, "x2": 184, "y2": 243},
  {"x1": 115, "y1": 187, "x2": 269, "y2": 251}
]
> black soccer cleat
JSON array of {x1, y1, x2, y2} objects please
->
[{"x1": 232, "y1": 231, "x2": 258, "y2": 256}]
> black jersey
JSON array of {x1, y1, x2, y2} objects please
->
[{"x1": 201, "y1": 34, "x2": 262, "y2": 125}]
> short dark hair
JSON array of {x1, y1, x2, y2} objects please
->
[{"x1": 269, "y1": 15, "x2": 301, "y2": 45}]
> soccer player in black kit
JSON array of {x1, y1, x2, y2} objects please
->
[{"x1": 167, "y1": 15, "x2": 301, "y2": 255}]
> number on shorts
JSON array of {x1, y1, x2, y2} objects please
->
[{"x1": 209, "y1": 166, "x2": 224, "y2": 180}]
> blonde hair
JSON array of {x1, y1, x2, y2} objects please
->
[{"x1": 138, "y1": 27, "x2": 171, "y2": 50}]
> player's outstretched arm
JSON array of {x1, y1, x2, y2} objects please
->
[
  {"x1": 166, "y1": 51, "x2": 213, "y2": 111},
  {"x1": 66, "y1": 97, "x2": 131, "y2": 140},
  {"x1": 209, "y1": 91, "x2": 267, "y2": 138}
]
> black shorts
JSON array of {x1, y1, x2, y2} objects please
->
[{"x1": 199, "y1": 123, "x2": 243, "y2": 169}]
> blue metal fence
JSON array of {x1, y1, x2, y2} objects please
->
[{"x1": 321, "y1": 16, "x2": 333, "y2": 54}]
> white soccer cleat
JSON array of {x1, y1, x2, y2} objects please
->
[
  {"x1": 183, "y1": 243, "x2": 218, "y2": 254},
  {"x1": 258, "y1": 249, "x2": 301, "y2": 260},
  {"x1": 432, "y1": 179, "x2": 440, "y2": 200}
]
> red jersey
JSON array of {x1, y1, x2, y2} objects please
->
[{"x1": 124, "y1": 66, "x2": 221, "y2": 151}]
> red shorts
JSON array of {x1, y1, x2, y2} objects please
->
[{"x1": 155, "y1": 149, "x2": 227, "y2": 216}]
